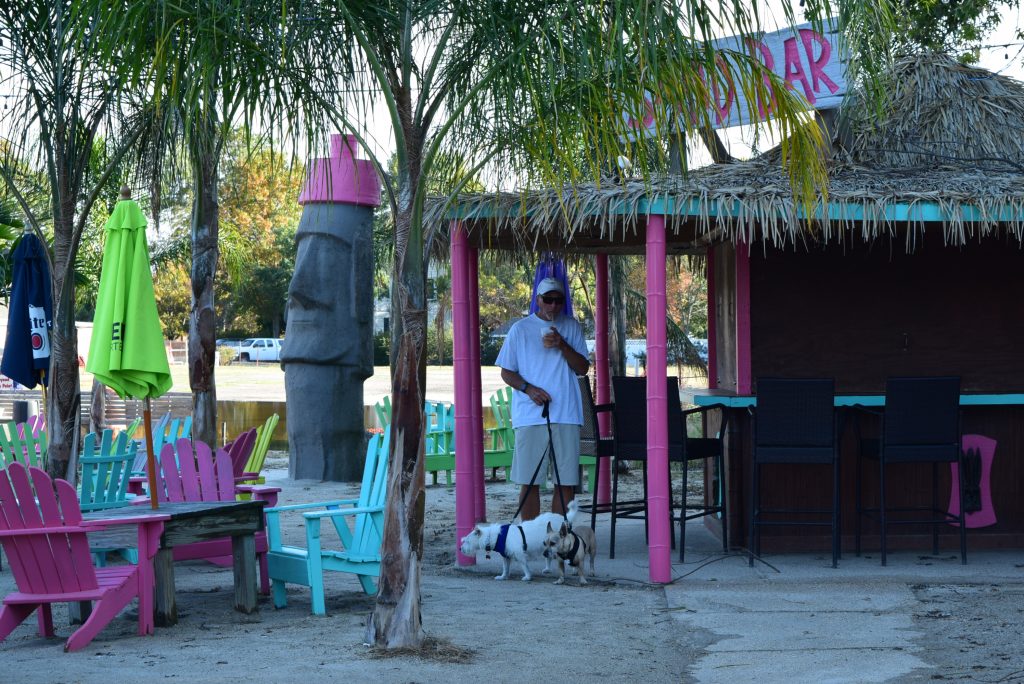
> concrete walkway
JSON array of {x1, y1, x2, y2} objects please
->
[{"x1": 589, "y1": 513, "x2": 1024, "y2": 683}]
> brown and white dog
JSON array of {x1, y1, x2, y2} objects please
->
[{"x1": 543, "y1": 520, "x2": 597, "y2": 585}]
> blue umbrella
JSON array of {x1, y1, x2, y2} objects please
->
[{"x1": 1, "y1": 233, "x2": 52, "y2": 390}]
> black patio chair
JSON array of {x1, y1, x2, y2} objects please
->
[
  {"x1": 607, "y1": 376, "x2": 729, "y2": 561},
  {"x1": 855, "y1": 376, "x2": 965, "y2": 566},
  {"x1": 574, "y1": 376, "x2": 615, "y2": 529},
  {"x1": 749, "y1": 377, "x2": 839, "y2": 568}
]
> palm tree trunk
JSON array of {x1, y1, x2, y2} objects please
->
[
  {"x1": 46, "y1": 215, "x2": 82, "y2": 482},
  {"x1": 366, "y1": 185, "x2": 427, "y2": 649},
  {"x1": 188, "y1": 127, "x2": 220, "y2": 447}
]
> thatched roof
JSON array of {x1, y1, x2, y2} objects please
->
[{"x1": 428, "y1": 54, "x2": 1024, "y2": 255}]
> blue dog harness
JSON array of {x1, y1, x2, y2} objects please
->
[{"x1": 490, "y1": 524, "x2": 527, "y2": 557}]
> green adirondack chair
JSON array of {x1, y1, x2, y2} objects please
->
[
  {"x1": 374, "y1": 395, "x2": 392, "y2": 428},
  {"x1": 0, "y1": 418, "x2": 47, "y2": 470},
  {"x1": 235, "y1": 413, "x2": 280, "y2": 500},
  {"x1": 485, "y1": 387, "x2": 515, "y2": 480},
  {"x1": 265, "y1": 425, "x2": 389, "y2": 615},
  {"x1": 424, "y1": 401, "x2": 455, "y2": 485}
]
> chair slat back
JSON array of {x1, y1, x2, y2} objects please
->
[
  {"x1": 154, "y1": 438, "x2": 235, "y2": 503},
  {"x1": 884, "y1": 376, "x2": 961, "y2": 447},
  {"x1": 610, "y1": 377, "x2": 685, "y2": 457},
  {"x1": 0, "y1": 420, "x2": 47, "y2": 470},
  {"x1": 243, "y1": 413, "x2": 279, "y2": 476},
  {"x1": 329, "y1": 426, "x2": 389, "y2": 549},
  {"x1": 79, "y1": 429, "x2": 137, "y2": 511},
  {"x1": 0, "y1": 463, "x2": 98, "y2": 595},
  {"x1": 754, "y1": 378, "x2": 836, "y2": 448},
  {"x1": 227, "y1": 428, "x2": 258, "y2": 478}
]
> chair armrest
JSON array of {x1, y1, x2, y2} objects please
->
[
  {"x1": 129, "y1": 496, "x2": 152, "y2": 506},
  {"x1": 237, "y1": 484, "x2": 281, "y2": 495},
  {"x1": 302, "y1": 505, "x2": 385, "y2": 520},
  {"x1": 682, "y1": 403, "x2": 727, "y2": 417},
  {"x1": 264, "y1": 498, "x2": 359, "y2": 513}
]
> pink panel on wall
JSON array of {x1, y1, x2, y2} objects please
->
[
  {"x1": 735, "y1": 242, "x2": 751, "y2": 395},
  {"x1": 948, "y1": 434, "x2": 998, "y2": 528}
]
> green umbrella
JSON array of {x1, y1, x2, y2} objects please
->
[{"x1": 87, "y1": 187, "x2": 172, "y2": 508}]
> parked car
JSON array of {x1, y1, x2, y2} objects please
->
[{"x1": 237, "y1": 338, "x2": 283, "y2": 363}]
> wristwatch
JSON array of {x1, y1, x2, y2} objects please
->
[{"x1": 519, "y1": 381, "x2": 529, "y2": 392}]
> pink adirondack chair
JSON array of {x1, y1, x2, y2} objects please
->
[
  {"x1": 133, "y1": 438, "x2": 280, "y2": 594},
  {"x1": 0, "y1": 463, "x2": 167, "y2": 652},
  {"x1": 226, "y1": 427, "x2": 258, "y2": 482}
]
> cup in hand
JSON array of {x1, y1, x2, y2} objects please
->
[{"x1": 541, "y1": 326, "x2": 557, "y2": 345}]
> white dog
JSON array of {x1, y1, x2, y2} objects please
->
[{"x1": 460, "y1": 500, "x2": 581, "y2": 581}]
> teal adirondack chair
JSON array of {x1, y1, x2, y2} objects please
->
[
  {"x1": 78, "y1": 429, "x2": 138, "y2": 513},
  {"x1": 265, "y1": 426, "x2": 389, "y2": 615},
  {"x1": 0, "y1": 419, "x2": 47, "y2": 470},
  {"x1": 78, "y1": 428, "x2": 141, "y2": 566}
]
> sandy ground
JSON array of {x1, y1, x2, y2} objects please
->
[
  {"x1": 4, "y1": 458, "x2": 1024, "y2": 683},
  {"x1": 0, "y1": 461, "x2": 693, "y2": 683}
]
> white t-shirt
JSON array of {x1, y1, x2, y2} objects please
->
[{"x1": 495, "y1": 313, "x2": 588, "y2": 427}]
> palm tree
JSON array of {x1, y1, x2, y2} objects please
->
[
  {"x1": 0, "y1": 2, "x2": 153, "y2": 479},
  {"x1": 297, "y1": 0, "x2": 894, "y2": 649},
  {"x1": 89, "y1": 2, "x2": 340, "y2": 446}
]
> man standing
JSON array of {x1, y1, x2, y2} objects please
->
[{"x1": 496, "y1": 277, "x2": 590, "y2": 520}]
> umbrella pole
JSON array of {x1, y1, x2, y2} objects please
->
[{"x1": 144, "y1": 397, "x2": 160, "y2": 510}]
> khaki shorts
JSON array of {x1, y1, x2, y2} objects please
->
[{"x1": 511, "y1": 423, "x2": 581, "y2": 486}]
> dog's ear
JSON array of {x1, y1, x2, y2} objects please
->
[
  {"x1": 473, "y1": 528, "x2": 482, "y2": 537},
  {"x1": 546, "y1": 521, "x2": 554, "y2": 533},
  {"x1": 560, "y1": 522, "x2": 569, "y2": 536}
]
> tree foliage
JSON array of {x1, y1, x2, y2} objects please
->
[{"x1": 893, "y1": 0, "x2": 1021, "y2": 59}]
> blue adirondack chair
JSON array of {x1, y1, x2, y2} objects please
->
[
  {"x1": 265, "y1": 426, "x2": 389, "y2": 615},
  {"x1": 128, "y1": 414, "x2": 193, "y2": 494}
]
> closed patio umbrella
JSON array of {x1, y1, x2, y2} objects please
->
[
  {"x1": 1, "y1": 232, "x2": 53, "y2": 394},
  {"x1": 87, "y1": 186, "x2": 172, "y2": 508}
]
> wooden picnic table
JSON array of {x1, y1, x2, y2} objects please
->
[{"x1": 84, "y1": 500, "x2": 265, "y2": 626}]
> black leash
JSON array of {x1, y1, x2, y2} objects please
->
[{"x1": 509, "y1": 400, "x2": 570, "y2": 526}]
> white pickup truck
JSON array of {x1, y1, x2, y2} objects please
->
[{"x1": 236, "y1": 338, "x2": 283, "y2": 362}]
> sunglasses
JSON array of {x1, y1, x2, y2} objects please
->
[{"x1": 541, "y1": 295, "x2": 564, "y2": 304}]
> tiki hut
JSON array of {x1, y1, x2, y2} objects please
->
[{"x1": 435, "y1": 54, "x2": 1024, "y2": 577}]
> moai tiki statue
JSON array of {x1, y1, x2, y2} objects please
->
[{"x1": 282, "y1": 134, "x2": 380, "y2": 481}]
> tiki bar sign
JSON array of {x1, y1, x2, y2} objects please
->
[{"x1": 623, "y1": 20, "x2": 848, "y2": 138}]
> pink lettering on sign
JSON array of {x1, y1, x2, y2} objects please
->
[
  {"x1": 619, "y1": 20, "x2": 846, "y2": 138},
  {"x1": 800, "y1": 29, "x2": 839, "y2": 96},
  {"x1": 747, "y1": 39, "x2": 777, "y2": 119}
]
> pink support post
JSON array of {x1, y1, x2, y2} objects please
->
[
  {"x1": 594, "y1": 254, "x2": 612, "y2": 504},
  {"x1": 645, "y1": 216, "x2": 672, "y2": 583},
  {"x1": 469, "y1": 247, "x2": 485, "y2": 522},
  {"x1": 735, "y1": 242, "x2": 752, "y2": 395},
  {"x1": 706, "y1": 245, "x2": 718, "y2": 389},
  {"x1": 451, "y1": 222, "x2": 475, "y2": 565}
]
